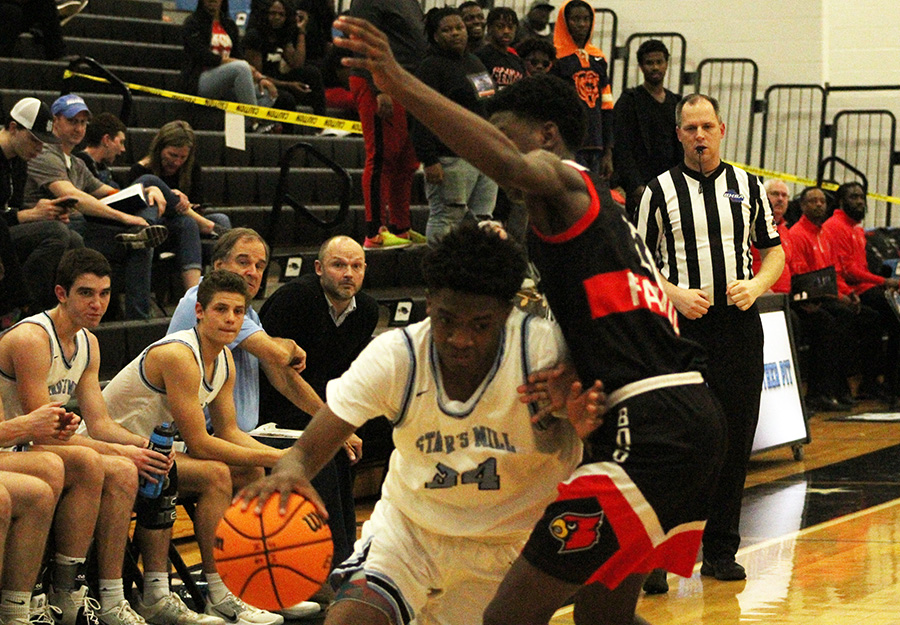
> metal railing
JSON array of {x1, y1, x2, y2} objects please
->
[
  {"x1": 759, "y1": 84, "x2": 826, "y2": 191},
  {"x1": 268, "y1": 141, "x2": 352, "y2": 244},
  {"x1": 696, "y1": 58, "x2": 758, "y2": 166},
  {"x1": 829, "y1": 110, "x2": 896, "y2": 226},
  {"x1": 61, "y1": 56, "x2": 133, "y2": 125}
]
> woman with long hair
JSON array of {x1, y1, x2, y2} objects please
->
[{"x1": 129, "y1": 121, "x2": 231, "y2": 288}]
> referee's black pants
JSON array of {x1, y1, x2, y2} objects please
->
[{"x1": 678, "y1": 303, "x2": 764, "y2": 562}]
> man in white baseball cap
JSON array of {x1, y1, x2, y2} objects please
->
[
  {"x1": 1, "y1": 97, "x2": 82, "y2": 315},
  {"x1": 9, "y1": 97, "x2": 58, "y2": 146}
]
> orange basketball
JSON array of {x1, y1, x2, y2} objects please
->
[{"x1": 213, "y1": 493, "x2": 333, "y2": 611}]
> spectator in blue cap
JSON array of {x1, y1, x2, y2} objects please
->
[{"x1": 22, "y1": 94, "x2": 170, "y2": 319}]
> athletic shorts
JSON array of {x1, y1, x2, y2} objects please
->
[
  {"x1": 330, "y1": 497, "x2": 524, "y2": 625},
  {"x1": 521, "y1": 372, "x2": 726, "y2": 589}
]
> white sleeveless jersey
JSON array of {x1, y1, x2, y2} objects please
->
[
  {"x1": 96, "y1": 328, "x2": 229, "y2": 438},
  {"x1": 326, "y1": 308, "x2": 583, "y2": 540},
  {"x1": 0, "y1": 312, "x2": 91, "y2": 418}
]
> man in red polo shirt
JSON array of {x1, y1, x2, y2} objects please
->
[
  {"x1": 822, "y1": 182, "x2": 900, "y2": 405},
  {"x1": 783, "y1": 186, "x2": 857, "y2": 410}
]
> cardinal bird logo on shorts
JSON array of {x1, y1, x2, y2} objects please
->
[{"x1": 549, "y1": 511, "x2": 604, "y2": 553}]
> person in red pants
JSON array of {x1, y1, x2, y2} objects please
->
[{"x1": 348, "y1": 0, "x2": 428, "y2": 248}]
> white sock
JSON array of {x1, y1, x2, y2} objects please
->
[
  {"x1": 204, "y1": 574, "x2": 229, "y2": 604},
  {"x1": 0, "y1": 590, "x2": 32, "y2": 621},
  {"x1": 142, "y1": 573, "x2": 170, "y2": 606},
  {"x1": 52, "y1": 554, "x2": 87, "y2": 592},
  {"x1": 98, "y1": 579, "x2": 125, "y2": 613}
]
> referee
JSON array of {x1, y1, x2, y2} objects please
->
[{"x1": 635, "y1": 93, "x2": 784, "y2": 581}]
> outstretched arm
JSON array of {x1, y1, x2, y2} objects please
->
[{"x1": 332, "y1": 16, "x2": 573, "y2": 200}]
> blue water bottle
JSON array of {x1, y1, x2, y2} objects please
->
[{"x1": 139, "y1": 422, "x2": 175, "y2": 499}]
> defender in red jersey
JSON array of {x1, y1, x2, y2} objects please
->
[{"x1": 330, "y1": 17, "x2": 726, "y2": 625}]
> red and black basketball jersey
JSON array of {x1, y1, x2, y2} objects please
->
[{"x1": 527, "y1": 163, "x2": 705, "y2": 394}]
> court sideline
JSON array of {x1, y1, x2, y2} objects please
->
[{"x1": 172, "y1": 405, "x2": 900, "y2": 623}]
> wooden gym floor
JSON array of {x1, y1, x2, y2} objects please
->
[{"x1": 172, "y1": 403, "x2": 900, "y2": 624}]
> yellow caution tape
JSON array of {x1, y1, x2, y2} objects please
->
[
  {"x1": 58, "y1": 71, "x2": 900, "y2": 205},
  {"x1": 63, "y1": 70, "x2": 362, "y2": 134},
  {"x1": 725, "y1": 160, "x2": 900, "y2": 206}
]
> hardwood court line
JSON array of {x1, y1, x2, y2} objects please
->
[{"x1": 549, "y1": 496, "x2": 900, "y2": 620}]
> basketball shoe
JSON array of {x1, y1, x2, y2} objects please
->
[
  {"x1": 96, "y1": 601, "x2": 146, "y2": 625},
  {"x1": 48, "y1": 587, "x2": 100, "y2": 625},
  {"x1": 22, "y1": 593, "x2": 61, "y2": 625},
  {"x1": 203, "y1": 594, "x2": 282, "y2": 625},
  {"x1": 136, "y1": 594, "x2": 224, "y2": 625},
  {"x1": 114, "y1": 225, "x2": 169, "y2": 250},
  {"x1": 363, "y1": 227, "x2": 411, "y2": 249}
]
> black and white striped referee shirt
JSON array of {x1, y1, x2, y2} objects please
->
[{"x1": 635, "y1": 162, "x2": 781, "y2": 307}]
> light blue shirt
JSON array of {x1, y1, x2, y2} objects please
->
[{"x1": 167, "y1": 284, "x2": 262, "y2": 432}]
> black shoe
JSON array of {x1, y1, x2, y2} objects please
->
[
  {"x1": 700, "y1": 558, "x2": 746, "y2": 581},
  {"x1": 642, "y1": 568, "x2": 669, "y2": 594},
  {"x1": 837, "y1": 393, "x2": 858, "y2": 406},
  {"x1": 804, "y1": 394, "x2": 850, "y2": 413},
  {"x1": 115, "y1": 224, "x2": 168, "y2": 250}
]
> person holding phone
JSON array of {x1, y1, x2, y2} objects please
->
[
  {"x1": 22, "y1": 95, "x2": 170, "y2": 320},
  {"x1": 1, "y1": 97, "x2": 84, "y2": 314},
  {"x1": 0, "y1": 249, "x2": 174, "y2": 625},
  {"x1": 128, "y1": 120, "x2": 231, "y2": 242}
]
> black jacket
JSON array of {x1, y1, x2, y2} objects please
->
[
  {"x1": 412, "y1": 48, "x2": 494, "y2": 166},
  {"x1": 180, "y1": 11, "x2": 244, "y2": 94}
]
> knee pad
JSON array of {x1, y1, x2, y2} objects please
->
[
  {"x1": 135, "y1": 462, "x2": 178, "y2": 530},
  {"x1": 333, "y1": 570, "x2": 410, "y2": 625}
]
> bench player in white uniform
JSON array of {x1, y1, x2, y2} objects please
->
[
  {"x1": 0, "y1": 403, "x2": 70, "y2": 625},
  {"x1": 0, "y1": 248, "x2": 182, "y2": 625},
  {"x1": 239, "y1": 223, "x2": 604, "y2": 625},
  {"x1": 85, "y1": 270, "x2": 287, "y2": 625}
]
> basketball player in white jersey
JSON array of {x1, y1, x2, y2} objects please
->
[
  {"x1": 0, "y1": 403, "x2": 69, "y2": 625},
  {"x1": 238, "y1": 223, "x2": 604, "y2": 625},
  {"x1": 84, "y1": 269, "x2": 286, "y2": 625},
  {"x1": 0, "y1": 248, "x2": 177, "y2": 625},
  {"x1": 329, "y1": 18, "x2": 729, "y2": 625}
]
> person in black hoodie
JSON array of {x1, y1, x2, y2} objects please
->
[{"x1": 413, "y1": 6, "x2": 498, "y2": 245}]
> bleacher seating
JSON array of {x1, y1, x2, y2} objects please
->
[{"x1": 1, "y1": 0, "x2": 437, "y2": 363}]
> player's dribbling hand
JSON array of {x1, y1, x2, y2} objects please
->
[{"x1": 236, "y1": 447, "x2": 328, "y2": 518}]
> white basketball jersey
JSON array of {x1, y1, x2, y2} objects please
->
[
  {"x1": 0, "y1": 312, "x2": 91, "y2": 419},
  {"x1": 381, "y1": 309, "x2": 582, "y2": 540},
  {"x1": 98, "y1": 328, "x2": 229, "y2": 438}
]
